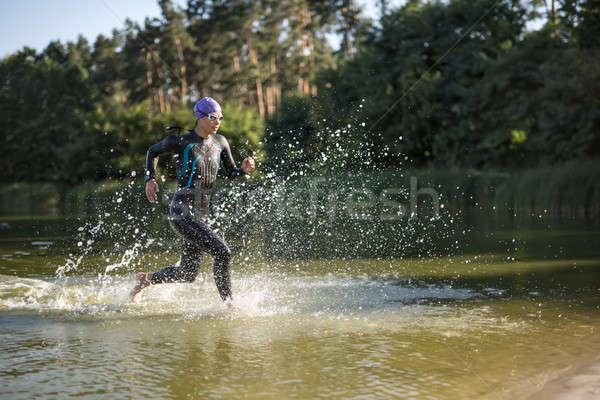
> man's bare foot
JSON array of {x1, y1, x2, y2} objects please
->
[
  {"x1": 129, "y1": 272, "x2": 152, "y2": 302},
  {"x1": 224, "y1": 298, "x2": 236, "y2": 310}
]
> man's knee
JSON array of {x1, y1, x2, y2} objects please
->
[{"x1": 181, "y1": 264, "x2": 200, "y2": 283}]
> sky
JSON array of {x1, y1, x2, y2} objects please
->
[
  {"x1": 0, "y1": 0, "x2": 405, "y2": 58},
  {"x1": 0, "y1": 0, "x2": 181, "y2": 57}
]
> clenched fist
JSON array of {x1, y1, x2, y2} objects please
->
[
  {"x1": 242, "y1": 157, "x2": 255, "y2": 173},
  {"x1": 145, "y1": 179, "x2": 159, "y2": 203}
]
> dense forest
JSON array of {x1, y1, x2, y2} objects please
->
[{"x1": 1, "y1": 0, "x2": 599, "y2": 184}]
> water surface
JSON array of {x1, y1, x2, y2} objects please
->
[{"x1": 1, "y1": 216, "x2": 599, "y2": 399}]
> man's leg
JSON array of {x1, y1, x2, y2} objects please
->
[
  {"x1": 170, "y1": 218, "x2": 232, "y2": 301},
  {"x1": 151, "y1": 240, "x2": 204, "y2": 283},
  {"x1": 129, "y1": 239, "x2": 203, "y2": 301}
]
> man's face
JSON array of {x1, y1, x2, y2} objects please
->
[{"x1": 198, "y1": 111, "x2": 222, "y2": 135}]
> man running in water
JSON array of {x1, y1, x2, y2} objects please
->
[{"x1": 130, "y1": 97, "x2": 255, "y2": 303}]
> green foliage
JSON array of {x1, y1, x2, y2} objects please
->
[
  {"x1": 510, "y1": 129, "x2": 527, "y2": 145},
  {"x1": 1, "y1": 0, "x2": 599, "y2": 186},
  {"x1": 218, "y1": 103, "x2": 265, "y2": 161},
  {"x1": 313, "y1": 0, "x2": 599, "y2": 169},
  {"x1": 264, "y1": 96, "x2": 315, "y2": 173},
  {"x1": 0, "y1": 47, "x2": 97, "y2": 184},
  {"x1": 316, "y1": 0, "x2": 530, "y2": 168},
  {"x1": 1, "y1": 0, "x2": 346, "y2": 184}
]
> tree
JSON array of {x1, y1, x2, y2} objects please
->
[{"x1": 0, "y1": 47, "x2": 97, "y2": 183}]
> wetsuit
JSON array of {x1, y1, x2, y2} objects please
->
[{"x1": 144, "y1": 131, "x2": 244, "y2": 300}]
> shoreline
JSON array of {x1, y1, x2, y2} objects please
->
[{"x1": 527, "y1": 356, "x2": 600, "y2": 400}]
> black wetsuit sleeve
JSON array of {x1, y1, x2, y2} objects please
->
[
  {"x1": 145, "y1": 134, "x2": 180, "y2": 182},
  {"x1": 219, "y1": 137, "x2": 245, "y2": 180}
]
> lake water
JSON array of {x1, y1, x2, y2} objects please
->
[{"x1": 1, "y1": 213, "x2": 599, "y2": 399}]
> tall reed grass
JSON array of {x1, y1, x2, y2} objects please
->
[{"x1": 1, "y1": 160, "x2": 598, "y2": 222}]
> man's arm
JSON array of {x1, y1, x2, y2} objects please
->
[
  {"x1": 145, "y1": 134, "x2": 180, "y2": 182},
  {"x1": 144, "y1": 134, "x2": 180, "y2": 202},
  {"x1": 219, "y1": 136, "x2": 255, "y2": 179}
]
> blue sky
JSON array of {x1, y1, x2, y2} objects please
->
[
  {"x1": 0, "y1": 0, "x2": 181, "y2": 57},
  {"x1": 0, "y1": 0, "x2": 402, "y2": 58}
]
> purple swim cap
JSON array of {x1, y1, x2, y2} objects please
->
[{"x1": 194, "y1": 97, "x2": 222, "y2": 119}]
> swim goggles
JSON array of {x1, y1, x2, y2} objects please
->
[{"x1": 206, "y1": 114, "x2": 224, "y2": 122}]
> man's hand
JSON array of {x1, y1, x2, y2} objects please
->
[
  {"x1": 242, "y1": 157, "x2": 255, "y2": 174},
  {"x1": 145, "y1": 179, "x2": 159, "y2": 203}
]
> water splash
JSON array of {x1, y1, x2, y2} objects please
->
[
  {"x1": 50, "y1": 122, "x2": 473, "y2": 320},
  {"x1": 2, "y1": 268, "x2": 497, "y2": 312}
]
